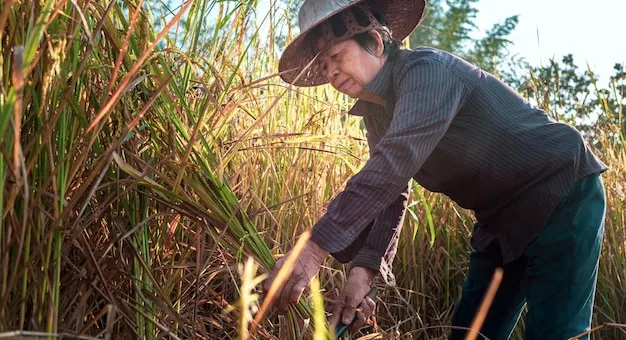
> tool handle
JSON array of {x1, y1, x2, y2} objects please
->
[{"x1": 334, "y1": 287, "x2": 378, "y2": 338}]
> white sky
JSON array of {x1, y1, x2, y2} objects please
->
[
  {"x1": 472, "y1": 0, "x2": 625, "y2": 84},
  {"x1": 256, "y1": 0, "x2": 625, "y2": 84}
]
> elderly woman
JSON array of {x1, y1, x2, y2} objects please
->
[{"x1": 263, "y1": 0, "x2": 607, "y2": 338}]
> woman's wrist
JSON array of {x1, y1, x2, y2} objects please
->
[
  {"x1": 307, "y1": 239, "x2": 330, "y2": 263},
  {"x1": 349, "y1": 266, "x2": 377, "y2": 285}
]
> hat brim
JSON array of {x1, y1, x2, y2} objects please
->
[{"x1": 278, "y1": 0, "x2": 426, "y2": 87}]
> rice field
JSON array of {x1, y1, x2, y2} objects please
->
[{"x1": 0, "y1": 1, "x2": 624, "y2": 339}]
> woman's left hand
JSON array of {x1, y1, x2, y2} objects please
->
[
  {"x1": 329, "y1": 266, "x2": 377, "y2": 333},
  {"x1": 262, "y1": 239, "x2": 329, "y2": 313}
]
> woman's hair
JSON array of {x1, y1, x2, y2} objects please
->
[
  {"x1": 312, "y1": 5, "x2": 401, "y2": 57},
  {"x1": 353, "y1": 28, "x2": 400, "y2": 57}
]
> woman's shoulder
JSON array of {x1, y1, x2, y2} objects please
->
[
  {"x1": 392, "y1": 47, "x2": 485, "y2": 88},
  {"x1": 395, "y1": 47, "x2": 478, "y2": 70}
]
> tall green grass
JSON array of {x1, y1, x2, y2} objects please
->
[{"x1": 0, "y1": 1, "x2": 624, "y2": 339}]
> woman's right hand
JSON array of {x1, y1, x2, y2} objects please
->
[{"x1": 262, "y1": 239, "x2": 329, "y2": 313}]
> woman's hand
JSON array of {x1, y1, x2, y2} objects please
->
[
  {"x1": 329, "y1": 266, "x2": 377, "y2": 333},
  {"x1": 262, "y1": 239, "x2": 329, "y2": 313}
]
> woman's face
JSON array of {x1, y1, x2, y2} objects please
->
[{"x1": 318, "y1": 31, "x2": 386, "y2": 98}]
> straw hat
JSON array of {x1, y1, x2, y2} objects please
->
[{"x1": 278, "y1": 0, "x2": 427, "y2": 87}]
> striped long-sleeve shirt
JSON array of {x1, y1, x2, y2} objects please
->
[{"x1": 310, "y1": 47, "x2": 607, "y2": 285}]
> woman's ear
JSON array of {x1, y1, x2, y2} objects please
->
[{"x1": 368, "y1": 30, "x2": 385, "y2": 57}]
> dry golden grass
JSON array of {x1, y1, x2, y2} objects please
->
[{"x1": 0, "y1": 1, "x2": 624, "y2": 339}]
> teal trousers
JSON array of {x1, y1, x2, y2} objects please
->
[{"x1": 450, "y1": 174, "x2": 606, "y2": 340}]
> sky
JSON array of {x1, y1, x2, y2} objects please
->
[
  {"x1": 466, "y1": 0, "x2": 625, "y2": 84},
  {"x1": 256, "y1": 0, "x2": 625, "y2": 84}
]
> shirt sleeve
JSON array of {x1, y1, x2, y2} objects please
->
[
  {"x1": 350, "y1": 187, "x2": 408, "y2": 286},
  {"x1": 349, "y1": 114, "x2": 409, "y2": 286},
  {"x1": 310, "y1": 57, "x2": 469, "y2": 254},
  {"x1": 326, "y1": 118, "x2": 410, "y2": 286}
]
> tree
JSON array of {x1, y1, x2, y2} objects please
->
[
  {"x1": 519, "y1": 55, "x2": 625, "y2": 140},
  {"x1": 409, "y1": 0, "x2": 524, "y2": 85},
  {"x1": 410, "y1": 0, "x2": 479, "y2": 53}
]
